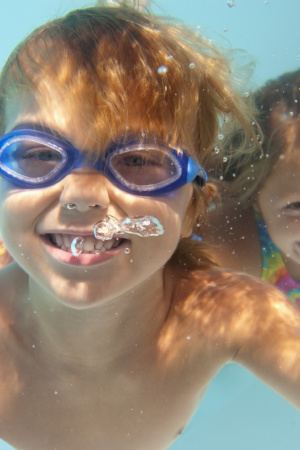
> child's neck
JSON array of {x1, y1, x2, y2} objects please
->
[
  {"x1": 24, "y1": 267, "x2": 174, "y2": 375},
  {"x1": 282, "y1": 255, "x2": 300, "y2": 281}
]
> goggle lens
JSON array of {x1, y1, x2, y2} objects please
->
[
  {"x1": 1, "y1": 137, "x2": 65, "y2": 180},
  {"x1": 108, "y1": 146, "x2": 181, "y2": 189}
]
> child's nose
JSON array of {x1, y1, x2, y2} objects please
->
[{"x1": 59, "y1": 171, "x2": 110, "y2": 213}]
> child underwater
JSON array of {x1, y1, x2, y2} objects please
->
[
  {"x1": 0, "y1": 3, "x2": 299, "y2": 450},
  {"x1": 204, "y1": 69, "x2": 300, "y2": 308}
]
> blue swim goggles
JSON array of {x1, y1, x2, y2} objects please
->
[{"x1": 0, "y1": 127, "x2": 208, "y2": 196}]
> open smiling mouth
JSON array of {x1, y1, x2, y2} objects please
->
[{"x1": 42, "y1": 233, "x2": 128, "y2": 254}]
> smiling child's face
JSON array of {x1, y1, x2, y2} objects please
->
[
  {"x1": 257, "y1": 144, "x2": 300, "y2": 265},
  {"x1": 0, "y1": 93, "x2": 194, "y2": 309}
]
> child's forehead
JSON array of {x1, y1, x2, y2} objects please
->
[
  {"x1": 4, "y1": 87, "x2": 193, "y2": 155},
  {"x1": 5, "y1": 100, "x2": 99, "y2": 151}
]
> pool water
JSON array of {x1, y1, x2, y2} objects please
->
[{"x1": 170, "y1": 363, "x2": 300, "y2": 450}]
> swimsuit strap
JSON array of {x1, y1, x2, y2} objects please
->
[{"x1": 255, "y1": 210, "x2": 300, "y2": 305}]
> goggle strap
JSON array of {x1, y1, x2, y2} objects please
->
[{"x1": 186, "y1": 157, "x2": 208, "y2": 186}]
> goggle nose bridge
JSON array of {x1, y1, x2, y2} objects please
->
[{"x1": 67, "y1": 148, "x2": 107, "y2": 174}]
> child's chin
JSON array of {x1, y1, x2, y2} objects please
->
[
  {"x1": 281, "y1": 245, "x2": 300, "y2": 268},
  {"x1": 54, "y1": 295, "x2": 106, "y2": 310},
  {"x1": 48, "y1": 280, "x2": 125, "y2": 309}
]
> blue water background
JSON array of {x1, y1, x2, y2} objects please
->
[{"x1": 0, "y1": 1, "x2": 299, "y2": 449}]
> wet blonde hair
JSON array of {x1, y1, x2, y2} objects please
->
[
  {"x1": 0, "y1": 3, "x2": 255, "y2": 270},
  {"x1": 220, "y1": 69, "x2": 300, "y2": 205}
]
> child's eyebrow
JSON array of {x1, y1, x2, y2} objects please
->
[
  {"x1": 10, "y1": 121, "x2": 68, "y2": 142},
  {"x1": 9, "y1": 122, "x2": 144, "y2": 145}
]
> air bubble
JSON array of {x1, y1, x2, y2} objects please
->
[
  {"x1": 124, "y1": 248, "x2": 131, "y2": 255},
  {"x1": 227, "y1": 0, "x2": 236, "y2": 7},
  {"x1": 189, "y1": 62, "x2": 196, "y2": 69},
  {"x1": 70, "y1": 237, "x2": 84, "y2": 257},
  {"x1": 93, "y1": 216, "x2": 120, "y2": 240},
  {"x1": 93, "y1": 215, "x2": 164, "y2": 241},
  {"x1": 70, "y1": 215, "x2": 165, "y2": 258},
  {"x1": 218, "y1": 133, "x2": 224, "y2": 141},
  {"x1": 157, "y1": 65, "x2": 168, "y2": 74},
  {"x1": 214, "y1": 146, "x2": 220, "y2": 154}
]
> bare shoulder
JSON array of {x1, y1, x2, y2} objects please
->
[
  {"x1": 0, "y1": 263, "x2": 28, "y2": 346},
  {"x1": 0, "y1": 264, "x2": 29, "y2": 418},
  {"x1": 171, "y1": 267, "x2": 296, "y2": 357},
  {"x1": 0, "y1": 263, "x2": 28, "y2": 307},
  {"x1": 173, "y1": 268, "x2": 300, "y2": 408},
  {"x1": 0, "y1": 263, "x2": 29, "y2": 343},
  {"x1": 188, "y1": 267, "x2": 295, "y2": 325}
]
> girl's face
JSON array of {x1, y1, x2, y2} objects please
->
[
  {"x1": 257, "y1": 148, "x2": 300, "y2": 264},
  {"x1": 0, "y1": 94, "x2": 193, "y2": 308}
]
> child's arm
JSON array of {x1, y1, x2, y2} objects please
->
[
  {"x1": 229, "y1": 274, "x2": 300, "y2": 409},
  {"x1": 192, "y1": 270, "x2": 300, "y2": 409}
]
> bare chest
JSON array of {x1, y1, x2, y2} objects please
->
[{"x1": 0, "y1": 344, "x2": 217, "y2": 450}]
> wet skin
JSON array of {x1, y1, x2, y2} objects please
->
[
  {"x1": 0, "y1": 99, "x2": 299, "y2": 450},
  {"x1": 1, "y1": 263, "x2": 300, "y2": 450}
]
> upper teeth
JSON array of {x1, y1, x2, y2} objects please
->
[{"x1": 50, "y1": 234, "x2": 119, "y2": 252}]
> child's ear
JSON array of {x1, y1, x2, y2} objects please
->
[
  {"x1": 181, "y1": 211, "x2": 194, "y2": 238},
  {"x1": 204, "y1": 181, "x2": 223, "y2": 209},
  {"x1": 180, "y1": 185, "x2": 205, "y2": 238}
]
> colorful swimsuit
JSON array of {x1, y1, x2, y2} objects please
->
[{"x1": 256, "y1": 214, "x2": 300, "y2": 306}]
